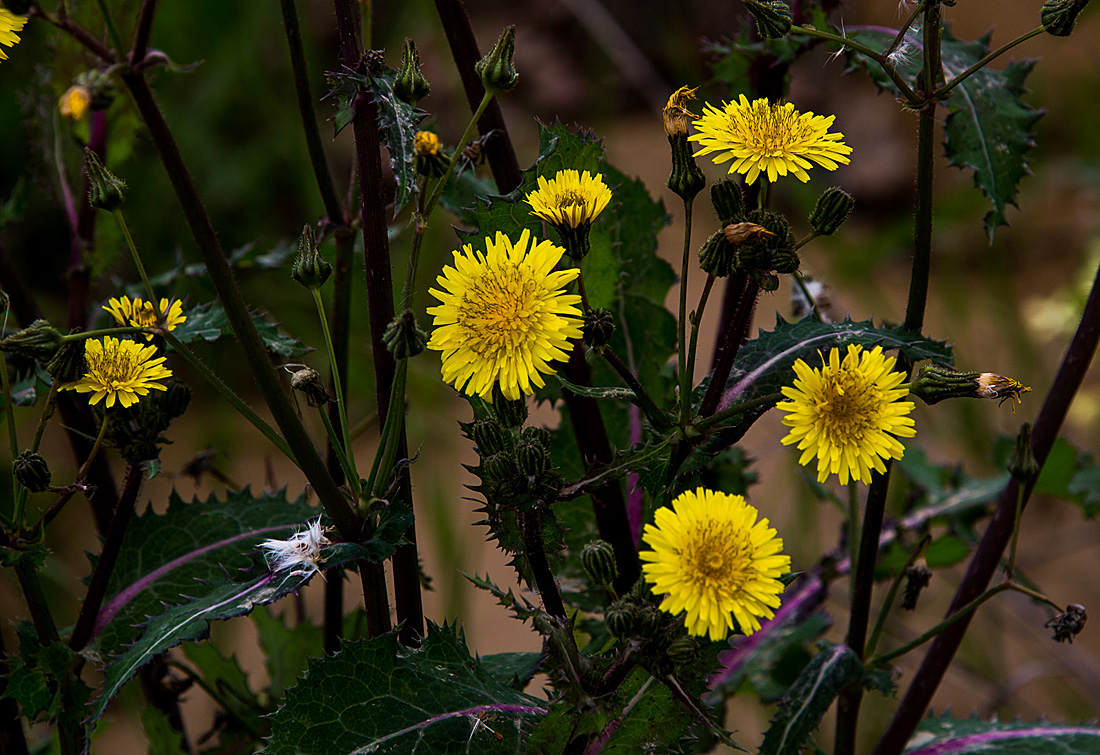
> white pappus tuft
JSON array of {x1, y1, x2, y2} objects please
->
[{"x1": 259, "y1": 517, "x2": 332, "y2": 577}]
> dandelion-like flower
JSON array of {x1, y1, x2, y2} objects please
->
[
  {"x1": 60, "y1": 336, "x2": 172, "y2": 408},
  {"x1": 427, "y1": 229, "x2": 583, "y2": 401},
  {"x1": 60, "y1": 86, "x2": 91, "y2": 121},
  {"x1": 0, "y1": 7, "x2": 27, "y2": 63},
  {"x1": 260, "y1": 517, "x2": 331, "y2": 577},
  {"x1": 690, "y1": 95, "x2": 852, "y2": 185},
  {"x1": 526, "y1": 170, "x2": 612, "y2": 259},
  {"x1": 778, "y1": 344, "x2": 916, "y2": 485},
  {"x1": 640, "y1": 488, "x2": 790, "y2": 640},
  {"x1": 103, "y1": 296, "x2": 186, "y2": 339}
]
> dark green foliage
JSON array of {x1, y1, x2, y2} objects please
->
[
  {"x1": 1, "y1": 623, "x2": 92, "y2": 730},
  {"x1": 904, "y1": 714, "x2": 1100, "y2": 754},
  {"x1": 171, "y1": 301, "x2": 311, "y2": 357}
]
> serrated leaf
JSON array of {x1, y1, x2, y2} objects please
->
[
  {"x1": 182, "y1": 642, "x2": 267, "y2": 737},
  {"x1": 265, "y1": 622, "x2": 546, "y2": 755},
  {"x1": 170, "y1": 302, "x2": 312, "y2": 357},
  {"x1": 141, "y1": 705, "x2": 188, "y2": 755},
  {"x1": 1, "y1": 638, "x2": 92, "y2": 729},
  {"x1": 759, "y1": 644, "x2": 862, "y2": 755},
  {"x1": 845, "y1": 26, "x2": 1042, "y2": 240},
  {"x1": 904, "y1": 714, "x2": 1100, "y2": 754},
  {"x1": 1069, "y1": 459, "x2": 1100, "y2": 518},
  {"x1": 559, "y1": 438, "x2": 674, "y2": 501},
  {"x1": 478, "y1": 652, "x2": 544, "y2": 692},
  {"x1": 924, "y1": 534, "x2": 970, "y2": 568},
  {"x1": 253, "y1": 605, "x2": 325, "y2": 700},
  {"x1": 596, "y1": 669, "x2": 694, "y2": 753}
]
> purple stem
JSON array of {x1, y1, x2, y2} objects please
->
[
  {"x1": 626, "y1": 404, "x2": 643, "y2": 545},
  {"x1": 368, "y1": 703, "x2": 547, "y2": 749}
]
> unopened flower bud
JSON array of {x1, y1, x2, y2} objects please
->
[
  {"x1": 364, "y1": 49, "x2": 386, "y2": 76},
  {"x1": 711, "y1": 179, "x2": 746, "y2": 225},
  {"x1": 667, "y1": 132, "x2": 706, "y2": 203},
  {"x1": 475, "y1": 26, "x2": 518, "y2": 94},
  {"x1": 516, "y1": 439, "x2": 548, "y2": 477},
  {"x1": 491, "y1": 384, "x2": 528, "y2": 428},
  {"x1": 46, "y1": 331, "x2": 87, "y2": 382},
  {"x1": 160, "y1": 379, "x2": 192, "y2": 419},
  {"x1": 468, "y1": 418, "x2": 513, "y2": 456},
  {"x1": 1046, "y1": 604, "x2": 1087, "y2": 643},
  {"x1": 0, "y1": 320, "x2": 64, "y2": 361},
  {"x1": 289, "y1": 366, "x2": 331, "y2": 408},
  {"x1": 483, "y1": 452, "x2": 518, "y2": 483},
  {"x1": 698, "y1": 231, "x2": 735, "y2": 277},
  {"x1": 84, "y1": 149, "x2": 126, "y2": 211},
  {"x1": 76, "y1": 69, "x2": 116, "y2": 111},
  {"x1": 1008, "y1": 422, "x2": 1041, "y2": 482},
  {"x1": 1042, "y1": 0, "x2": 1092, "y2": 36},
  {"x1": 770, "y1": 245, "x2": 800, "y2": 274},
  {"x1": 382, "y1": 310, "x2": 427, "y2": 359},
  {"x1": 809, "y1": 187, "x2": 854, "y2": 236},
  {"x1": 667, "y1": 636, "x2": 700, "y2": 665},
  {"x1": 901, "y1": 558, "x2": 932, "y2": 610},
  {"x1": 520, "y1": 425, "x2": 552, "y2": 452},
  {"x1": 743, "y1": 0, "x2": 793, "y2": 39},
  {"x1": 605, "y1": 603, "x2": 635, "y2": 639},
  {"x1": 582, "y1": 308, "x2": 615, "y2": 347},
  {"x1": 13, "y1": 450, "x2": 51, "y2": 493},
  {"x1": 581, "y1": 540, "x2": 618, "y2": 587},
  {"x1": 394, "y1": 38, "x2": 431, "y2": 104},
  {"x1": 909, "y1": 365, "x2": 981, "y2": 405},
  {"x1": 635, "y1": 606, "x2": 664, "y2": 638},
  {"x1": 291, "y1": 224, "x2": 332, "y2": 290}
]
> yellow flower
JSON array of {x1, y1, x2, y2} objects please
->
[
  {"x1": 59, "y1": 85, "x2": 91, "y2": 121},
  {"x1": 778, "y1": 344, "x2": 916, "y2": 485},
  {"x1": 690, "y1": 95, "x2": 852, "y2": 184},
  {"x1": 526, "y1": 169, "x2": 612, "y2": 230},
  {"x1": 426, "y1": 229, "x2": 582, "y2": 401},
  {"x1": 413, "y1": 130, "x2": 441, "y2": 156},
  {"x1": 640, "y1": 487, "x2": 790, "y2": 641},
  {"x1": 0, "y1": 7, "x2": 27, "y2": 63},
  {"x1": 60, "y1": 336, "x2": 172, "y2": 408},
  {"x1": 103, "y1": 296, "x2": 186, "y2": 339}
]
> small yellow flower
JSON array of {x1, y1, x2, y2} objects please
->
[
  {"x1": 690, "y1": 95, "x2": 852, "y2": 184},
  {"x1": 103, "y1": 296, "x2": 186, "y2": 339},
  {"x1": 59, "y1": 85, "x2": 91, "y2": 121},
  {"x1": 976, "y1": 373, "x2": 1032, "y2": 414},
  {"x1": 60, "y1": 336, "x2": 172, "y2": 408},
  {"x1": 778, "y1": 344, "x2": 916, "y2": 485},
  {"x1": 426, "y1": 229, "x2": 583, "y2": 401},
  {"x1": 413, "y1": 130, "x2": 441, "y2": 156},
  {"x1": 0, "y1": 7, "x2": 27, "y2": 63},
  {"x1": 526, "y1": 169, "x2": 612, "y2": 230},
  {"x1": 640, "y1": 487, "x2": 790, "y2": 641}
]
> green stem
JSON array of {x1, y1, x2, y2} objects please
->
[
  {"x1": 366, "y1": 357, "x2": 408, "y2": 498},
  {"x1": 792, "y1": 271, "x2": 824, "y2": 323},
  {"x1": 30, "y1": 382, "x2": 59, "y2": 452},
  {"x1": 693, "y1": 391, "x2": 783, "y2": 430},
  {"x1": 598, "y1": 348, "x2": 671, "y2": 432},
  {"x1": 317, "y1": 405, "x2": 358, "y2": 497},
  {"x1": 865, "y1": 534, "x2": 931, "y2": 659},
  {"x1": 112, "y1": 210, "x2": 159, "y2": 305},
  {"x1": 311, "y1": 289, "x2": 358, "y2": 482},
  {"x1": 847, "y1": 480, "x2": 860, "y2": 606},
  {"x1": 935, "y1": 27, "x2": 1044, "y2": 100},
  {"x1": 792, "y1": 231, "x2": 820, "y2": 252},
  {"x1": 92, "y1": 0, "x2": 125, "y2": 60},
  {"x1": 423, "y1": 92, "x2": 494, "y2": 218},
  {"x1": 1006, "y1": 483, "x2": 1026, "y2": 580},
  {"x1": 400, "y1": 213, "x2": 428, "y2": 312},
  {"x1": 63, "y1": 326, "x2": 144, "y2": 341},
  {"x1": 685, "y1": 273, "x2": 715, "y2": 405},
  {"x1": 677, "y1": 199, "x2": 694, "y2": 429},
  {"x1": 1, "y1": 322, "x2": 22, "y2": 523},
  {"x1": 162, "y1": 332, "x2": 296, "y2": 463},
  {"x1": 75, "y1": 411, "x2": 110, "y2": 482},
  {"x1": 795, "y1": 25, "x2": 921, "y2": 106},
  {"x1": 884, "y1": 2, "x2": 923, "y2": 60}
]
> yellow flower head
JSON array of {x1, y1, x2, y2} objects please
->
[
  {"x1": 103, "y1": 296, "x2": 187, "y2": 339},
  {"x1": 59, "y1": 85, "x2": 91, "y2": 121},
  {"x1": 690, "y1": 95, "x2": 852, "y2": 185},
  {"x1": 640, "y1": 487, "x2": 790, "y2": 641},
  {"x1": 60, "y1": 336, "x2": 172, "y2": 408},
  {"x1": 778, "y1": 344, "x2": 916, "y2": 485},
  {"x1": 663, "y1": 85, "x2": 699, "y2": 137},
  {"x1": 414, "y1": 130, "x2": 441, "y2": 156},
  {"x1": 0, "y1": 7, "x2": 27, "y2": 63},
  {"x1": 426, "y1": 229, "x2": 583, "y2": 401},
  {"x1": 526, "y1": 170, "x2": 612, "y2": 231}
]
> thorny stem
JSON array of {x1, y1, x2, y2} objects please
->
[
  {"x1": 598, "y1": 348, "x2": 671, "y2": 432},
  {"x1": 677, "y1": 199, "x2": 694, "y2": 429},
  {"x1": 792, "y1": 271, "x2": 824, "y2": 323},
  {"x1": 699, "y1": 272, "x2": 758, "y2": 418},
  {"x1": 692, "y1": 391, "x2": 783, "y2": 431},
  {"x1": 864, "y1": 534, "x2": 931, "y2": 660},
  {"x1": 75, "y1": 411, "x2": 110, "y2": 483},
  {"x1": 162, "y1": 332, "x2": 296, "y2": 463},
  {"x1": 112, "y1": 210, "x2": 159, "y2": 306},
  {"x1": 519, "y1": 509, "x2": 566, "y2": 619},
  {"x1": 686, "y1": 274, "x2": 715, "y2": 395},
  {"x1": 130, "y1": 0, "x2": 159, "y2": 66},
  {"x1": 934, "y1": 26, "x2": 1045, "y2": 100},
  {"x1": 311, "y1": 289, "x2": 358, "y2": 485}
]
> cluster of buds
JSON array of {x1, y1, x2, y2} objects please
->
[
  {"x1": 603, "y1": 581, "x2": 701, "y2": 672},
  {"x1": 698, "y1": 207, "x2": 797, "y2": 289},
  {"x1": 59, "y1": 69, "x2": 116, "y2": 122},
  {"x1": 105, "y1": 379, "x2": 192, "y2": 462}
]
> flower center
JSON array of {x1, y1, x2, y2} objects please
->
[
  {"x1": 456, "y1": 265, "x2": 539, "y2": 357},
  {"x1": 88, "y1": 347, "x2": 141, "y2": 385},
  {"x1": 131, "y1": 303, "x2": 160, "y2": 329},
  {"x1": 739, "y1": 102, "x2": 814, "y2": 154},
  {"x1": 817, "y1": 370, "x2": 879, "y2": 442},
  {"x1": 682, "y1": 521, "x2": 752, "y2": 595},
  {"x1": 555, "y1": 190, "x2": 588, "y2": 209}
]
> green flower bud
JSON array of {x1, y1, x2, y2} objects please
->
[
  {"x1": 394, "y1": 38, "x2": 431, "y2": 104},
  {"x1": 635, "y1": 606, "x2": 664, "y2": 638},
  {"x1": 743, "y1": 0, "x2": 793, "y2": 39},
  {"x1": 1042, "y1": 0, "x2": 1091, "y2": 36},
  {"x1": 667, "y1": 133, "x2": 706, "y2": 203},
  {"x1": 556, "y1": 222, "x2": 592, "y2": 261},
  {"x1": 1008, "y1": 422, "x2": 1041, "y2": 482},
  {"x1": 75, "y1": 69, "x2": 116, "y2": 111},
  {"x1": 46, "y1": 330, "x2": 87, "y2": 383},
  {"x1": 382, "y1": 310, "x2": 427, "y2": 359},
  {"x1": 909, "y1": 365, "x2": 981, "y2": 405},
  {"x1": 483, "y1": 452, "x2": 518, "y2": 483},
  {"x1": 809, "y1": 187, "x2": 855, "y2": 236},
  {"x1": 698, "y1": 230, "x2": 735, "y2": 277},
  {"x1": 582, "y1": 308, "x2": 615, "y2": 347},
  {"x1": 605, "y1": 603, "x2": 635, "y2": 639},
  {"x1": 516, "y1": 440, "x2": 547, "y2": 477},
  {"x1": 711, "y1": 179, "x2": 746, "y2": 225},
  {"x1": 520, "y1": 425, "x2": 551, "y2": 452},
  {"x1": 475, "y1": 26, "x2": 518, "y2": 94},
  {"x1": 83, "y1": 148, "x2": 126, "y2": 211},
  {"x1": 667, "y1": 635, "x2": 700, "y2": 665},
  {"x1": 0, "y1": 320, "x2": 64, "y2": 362},
  {"x1": 901, "y1": 558, "x2": 932, "y2": 611},
  {"x1": 291, "y1": 224, "x2": 332, "y2": 290},
  {"x1": 770, "y1": 246, "x2": 800, "y2": 275},
  {"x1": 289, "y1": 366, "x2": 331, "y2": 408},
  {"x1": 160, "y1": 379, "x2": 192, "y2": 419},
  {"x1": 469, "y1": 418, "x2": 513, "y2": 456},
  {"x1": 752, "y1": 270, "x2": 780, "y2": 292},
  {"x1": 13, "y1": 450, "x2": 51, "y2": 493},
  {"x1": 491, "y1": 384, "x2": 528, "y2": 428},
  {"x1": 581, "y1": 540, "x2": 618, "y2": 587}
]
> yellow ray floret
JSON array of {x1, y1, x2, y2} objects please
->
[
  {"x1": 690, "y1": 95, "x2": 852, "y2": 185},
  {"x1": 778, "y1": 344, "x2": 916, "y2": 485},
  {"x1": 103, "y1": 296, "x2": 187, "y2": 339},
  {"x1": 0, "y1": 8, "x2": 27, "y2": 63},
  {"x1": 60, "y1": 336, "x2": 173, "y2": 409},
  {"x1": 426, "y1": 229, "x2": 583, "y2": 401},
  {"x1": 525, "y1": 169, "x2": 612, "y2": 229},
  {"x1": 641, "y1": 487, "x2": 790, "y2": 641}
]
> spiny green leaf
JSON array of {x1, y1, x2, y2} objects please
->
[
  {"x1": 759, "y1": 644, "x2": 862, "y2": 755},
  {"x1": 265, "y1": 622, "x2": 546, "y2": 755},
  {"x1": 0, "y1": 633, "x2": 92, "y2": 729},
  {"x1": 182, "y1": 642, "x2": 268, "y2": 737},
  {"x1": 253, "y1": 605, "x2": 325, "y2": 701},
  {"x1": 559, "y1": 437, "x2": 674, "y2": 501},
  {"x1": 478, "y1": 652, "x2": 544, "y2": 692},
  {"x1": 170, "y1": 301, "x2": 312, "y2": 357},
  {"x1": 140, "y1": 705, "x2": 188, "y2": 755},
  {"x1": 904, "y1": 714, "x2": 1100, "y2": 754}
]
